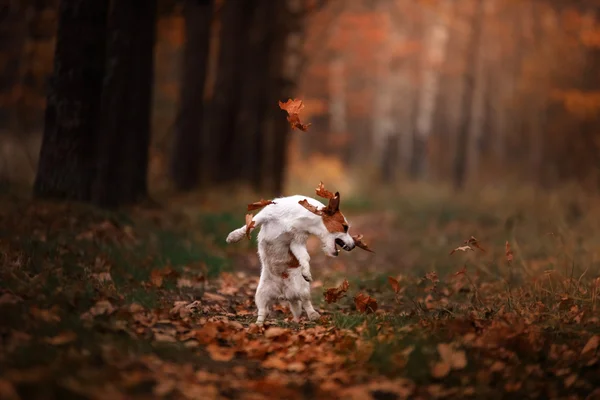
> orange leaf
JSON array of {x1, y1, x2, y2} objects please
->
[
  {"x1": 247, "y1": 199, "x2": 276, "y2": 211},
  {"x1": 466, "y1": 236, "x2": 485, "y2": 252},
  {"x1": 581, "y1": 335, "x2": 599, "y2": 356},
  {"x1": 206, "y1": 344, "x2": 235, "y2": 362},
  {"x1": 388, "y1": 276, "x2": 400, "y2": 294},
  {"x1": 354, "y1": 292, "x2": 378, "y2": 313},
  {"x1": 352, "y1": 234, "x2": 375, "y2": 253},
  {"x1": 279, "y1": 98, "x2": 311, "y2": 131},
  {"x1": 245, "y1": 214, "x2": 255, "y2": 240},
  {"x1": 323, "y1": 279, "x2": 350, "y2": 303},
  {"x1": 505, "y1": 241, "x2": 514, "y2": 264},
  {"x1": 298, "y1": 199, "x2": 323, "y2": 216},
  {"x1": 315, "y1": 181, "x2": 335, "y2": 200}
]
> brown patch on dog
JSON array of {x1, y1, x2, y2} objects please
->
[
  {"x1": 281, "y1": 271, "x2": 290, "y2": 279},
  {"x1": 287, "y1": 250, "x2": 300, "y2": 268},
  {"x1": 323, "y1": 211, "x2": 347, "y2": 233}
]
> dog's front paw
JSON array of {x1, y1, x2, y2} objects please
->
[
  {"x1": 307, "y1": 311, "x2": 320, "y2": 321},
  {"x1": 302, "y1": 271, "x2": 313, "y2": 282}
]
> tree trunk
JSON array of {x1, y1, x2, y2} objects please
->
[
  {"x1": 170, "y1": 0, "x2": 213, "y2": 191},
  {"x1": 92, "y1": 0, "x2": 157, "y2": 207},
  {"x1": 34, "y1": 0, "x2": 109, "y2": 201},
  {"x1": 452, "y1": 0, "x2": 485, "y2": 190},
  {"x1": 206, "y1": 0, "x2": 255, "y2": 184}
]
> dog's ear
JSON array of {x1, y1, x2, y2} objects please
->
[{"x1": 326, "y1": 192, "x2": 340, "y2": 215}]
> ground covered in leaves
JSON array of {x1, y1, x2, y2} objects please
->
[{"x1": 1, "y1": 187, "x2": 600, "y2": 399}]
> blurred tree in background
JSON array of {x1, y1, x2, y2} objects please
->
[{"x1": 0, "y1": 0, "x2": 600, "y2": 205}]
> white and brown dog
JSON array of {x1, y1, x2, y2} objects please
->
[{"x1": 226, "y1": 183, "x2": 372, "y2": 325}]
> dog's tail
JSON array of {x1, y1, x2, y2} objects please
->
[{"x1": 225, "y1": 213, "x2": 266, "y2": 244}]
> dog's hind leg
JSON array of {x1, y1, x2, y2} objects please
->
[
  {"x1": 289, "y1": 300, "x2": 303, "y2": 322},
  {"x1": 255, "y1": 285, "x2": 271, "y2": 326},
  {"x1": 302, "y1": 299, "x2": 321, "y2": 321}
]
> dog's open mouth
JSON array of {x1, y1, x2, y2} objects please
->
[{"x1": 334, "y1": 238, "x2": 352, "y2": 255}]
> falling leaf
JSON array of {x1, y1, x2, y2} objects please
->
[
  {"x1": 245, "y1": 214, "x2": 255, "y2": 240},
  {"x1": 354, "y1": 293, "x2": 378, "y2": 313},
  {"x1": 452, "y1": 266, "x2": 467, "y2": 277},
  {"x1": 388, "y1": 276, "x2": 400, "y2": 294},
  {"x1": 315, "y1": 181, "x2": 335, "y2": 200},
  {"x1": 450, "y1": 245, "x2": 474, "y2": 255},
  {"x1": 247, "y1": 199, "x2": 276, "y2": 211},
  {"x1": 581, "y1": 335, "x2": 599, "y2": 356},
  {"x1": 324, "y1": 279, "x2": 350, "y2": 303},
  {"x1": 505, "y1": 241, "x2": 514, "y2": 264},
  {"x1": 352, "y1": 234, "x2": 375, "y2": 253},
  {"x1": 278, "y1": 98, "x2": 311, "y2": 131},
  {"x1": 466, "y1": 236, "x2": 485, "y2": 252},
  {"x1": 44, "y1": 331, "x2": 77, "y2": 346}
]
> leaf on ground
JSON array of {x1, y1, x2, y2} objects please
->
[
  {"x1": 324, "y1": 279, "x2": 350, "y2": 303},
  {"x1": 247, "y1": 199, "x2": 276, "y2": 211},
  {"x1": 315, "y1": 181, "x2": 335, "y2": 200},
  {"x1": 80, "y1": 300, "x2": 115, "y2": 321},
  {"x1": 206, "y1": 344, "x2": 235, "y2": 362},
  {"x1": 505, "y1": 241, "x2": 514, "y2": 264},
  {"x1": 354, "y1": 293, "x2": 378, "y2": 313},
  {"x1": 437, "y1": 343, "x2": 467, "y2": 370},
  {"x1": 431, "y1": 361, "x2": 451, "y2": 378},
  {"x1": 245, "y1": 214, "x2": 255, "y2": 240},
  {"x1": 44, "y1": 331, "x2": 77, "y2": 346},
  {"x1": 352, "y1": 234, "x2": 375, "y2": 253},
  {"x1": 150, "y1": 266, "x2": 177, "y2": 287},
  {"x1": 388, "y1": 276, "x2": 400, "y2": 294},
  {"x1": 278, "y1": 98, "x2": 311, "y2": 131},
  {"x1": 581, "y1": 335, "x2": 599, "y2": 356},
  {"x1": 264, "y1": 327, "x2": 290, "y2": 339}
]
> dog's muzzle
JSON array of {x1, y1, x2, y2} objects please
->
[{"x1": 335, "y1": 238, "x2": 353, "y2": 252}]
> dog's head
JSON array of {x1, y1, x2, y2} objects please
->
[{"x1": 299, "y1": 183, "x2": 357, "y2": 257}]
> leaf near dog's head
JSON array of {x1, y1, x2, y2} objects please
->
[
  {"x1": 247, "y1": 199, "x2": 275, "y2": 211},
  {"x1": 352, "y1": 234, "x2": 375, "y2": 253},
  {"x1": 298, "y1": 199, "x2": 323, "y2": 216},
  {"x1": 354, "y1": 293, "x2": 378, "y2": 313},
  {"x1": 324, "y1": 279, "x2": 350, "y2": 304},
  {"x1": 278, "y1": 98, "x2": 311, "y2": 131},
  {"x1": 315, "y1": 181, "x2": 335, "y2": 200},
  {"x1": 245, "y1": 214, "x2": 255, "y2": 239}
]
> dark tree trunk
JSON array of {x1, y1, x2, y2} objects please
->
[
  {"x1": 91, "y1": 0, "x2": 157, "y2": 207},
  {"x1": 0, "y1": 3, "x2": 27, "y2": 132},
  {"x1": 234, "y1": 0, "x2": 272, "y2": 189},
  {"x1": 452, "y1": 0, "x2": 484, "y2": 190},
  {"x1": 170, "y1": 0, "x2": 213, "y2": 191},
  {"x1": 34, "y1": 0, "x2": 109, "y2": 201},
  {"x1": 206, "y1": 0, "x2": 256, "y2": 184}
]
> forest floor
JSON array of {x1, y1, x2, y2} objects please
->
[{"x1": 1, "y1": 185, "x2": 600, "y2": 400}]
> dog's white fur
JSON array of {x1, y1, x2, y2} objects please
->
[{"x1": 226, "y1": 195, "x2": 355, "y2": 325}]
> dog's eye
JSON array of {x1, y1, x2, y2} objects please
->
[{"x1": 342, "y1": 224, "x2": 348, "y2": 233}]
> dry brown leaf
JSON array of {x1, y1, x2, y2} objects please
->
[
  {"x1": 44, "y1": 331, "x2": 77, "y2": 346},
  {"x1": 298, "y1": 199, "x2": 323, "y2": 216},
  {"x1": 354, "y1": 293, "x2": 378, "y2": 314},
  {"x1": 279, "y1": 98, "x2": 311, "y2": 131},
  {"x1": 437, "y1": 343, "x2": 467, "y2": 370},
  {"x1": 315, "y1": 181, "x2": 335, "y2": 200},
  {"x1": 450, "y1": 245, "x2": 474, "y2": 255},
  {"x1": 581, "y1": 335, "x2": 599, "y2": 356},
  {"x1": 324, "y1": 279, "x2": 350, "y2": 303},
  {"x1": 264, "y1": 327, "x2": 290, "y2": 339},
  {"x1": 245, "y1": 214, "x2": 255, "y2": 240},
  {"x1": 247, "y1": 199, "x2": 276, "y2": 211},
  {"x1": 206, "y1": 344, "x2": 235, "y2": 362},
  {"x1": 80, "y1": 300, "x2": 115, "y2": 321},
  {"x1": 352, "y1": 234, "x2": 375, "y2": 253},
  {"x1": 505, "y1": 241, "x2": 514, "y2": 264},
  {"x1": 466, "y1": 236, "x2": 485, "y2": 252},
  {"x1": 388, "y1": 276, "x2": 400, "y2": 294},
  {"x1": 431, "y1": 361, "x2": 451, "y2": 378}
]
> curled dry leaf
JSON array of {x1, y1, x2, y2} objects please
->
[
  {"x1": 298, "y1": 199, "x2": 323, "y2": 216},
  {"x1": 247, "y1": 199, "x2": 275, "y2": 211},
  {"x1": 581, "y1": 335, "x2": 599, "y2": 356},
  {"x1": 245, "y1": 214, "x2": 255, "y2": 240},
  {"x1": 354, "y1": 292, "x2": 378, "y2": 314},
  {"x1": 450, "y1": 245, "x2": 475, "y2": 255},
  {"x1": 278, "y1": 98, "x2": 311, "y2": 131},
  {"x1": 505, "y1": 241, "x2": 514, "y2": 264},
  {"x1": 324, "y1": 279, "x2": 350, "y2": 304},
  {"x1": 388, "y1": 276, "x2": 400, "y2": 294},
  {"x1": 315, "y1": 181, "x2": 335, "y2": 200},
  {"x1": 352, "y1": 234, "x2": 375, "y2": 253}
]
